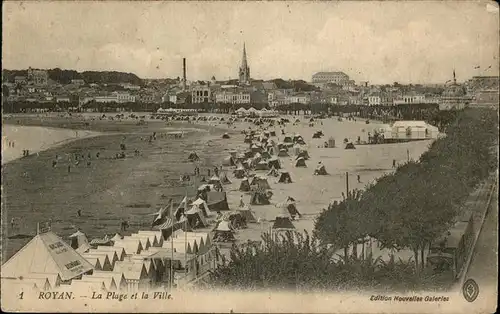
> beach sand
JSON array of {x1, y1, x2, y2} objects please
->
[
  {"x1": 2, "y1": 125, "x2": 101, "y2": 165},
  {"x1": 1, "y1": 114, "x2": 432, "y2": 263}
]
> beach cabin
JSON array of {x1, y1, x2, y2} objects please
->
[
  {"x1": 82, "y1": 253, "x2": 114, "y2": 271},
  {"x1": 113, "y1": 261, "x2": 151, "y2": 291},
  {"x1": 1, "y1": 231, "x2": 94, "y2": 283},
  {"x1": 126, "y1": 235, "x2": 152, "y2": 251},
  {"x1": 137, "y1": 231, "x2": 164, "y2": 247},
  {"x1": 390, "y1": 121, "x2": 439, "y2": 141},
  {"x1": 76, "y1": 277, "x2": 118, "y2": 291},
  {"x1": 90, "y1": 271, "x2": 128, "y2": 291},
  {"x1": 113, "y1": 239, "x2": 144, "y2": 256},
  {"x1": 88, "y1": 249, "x2": 120, "y2": 267},
  {"x1": 95, "y1": 246, "x2": 126, "y2": 261},
  {"x1": 69, "y1": 279, "x2": 107, "y2": 295},
  {"x1": 23, "y1": 273, "x2": 63, "y2": 289}
]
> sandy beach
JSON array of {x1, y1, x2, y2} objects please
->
[{"x1": 1, "y1": 114, "x2": 432, "y2": 263}]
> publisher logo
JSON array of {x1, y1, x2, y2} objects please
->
[{"x1": 462, "y1": 279, "x2": 479, "y2": 302}]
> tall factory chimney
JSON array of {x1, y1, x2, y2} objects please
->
[{"x1": 182, "y1": 58, "x2": 187, "y2": 90}]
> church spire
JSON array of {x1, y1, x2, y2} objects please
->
[
  {"x1": 241, "y1": 43, "x2": 248, "y2": 68},
  {"x1": 239, "y1": 42, "x2": 250, "y2": 85}
]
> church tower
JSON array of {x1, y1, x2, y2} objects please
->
[{"x1": 239, "y1": 43, "x2": 250, "y2": 85}]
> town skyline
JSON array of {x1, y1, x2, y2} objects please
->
[{"x1": 3, "y1": 1, "x2": 499, "y2": 84}]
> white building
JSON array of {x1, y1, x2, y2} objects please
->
[
  {"x1": 215, "y1": 90, "x2": 251, "y2": 104},
  {"x1": 367, "y1": 95, "x2": 381, "y2": 106},
  {"x1": 114, "y1": 92, "x2": 136, "y2": 103},
  {"x1": 285, "y1": 94, "x2": 310, "y2": 105},
  {"x1": 191, "y1": 85, "x2": 211, "y2": 103},
  {"x1": 312, "y1": 71, "x2": 350, "y2": 85},
  {"x1": 394, "y1": 94, "x2": 426, "y2": 105}
]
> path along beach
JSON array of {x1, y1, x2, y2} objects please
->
[{"x1": 1, "y1": 114, "x2": 432, "y2": 262}]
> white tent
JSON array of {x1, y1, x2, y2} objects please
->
[{"x1": 1, "y1": 231, "x2": 94, "y2": 281}]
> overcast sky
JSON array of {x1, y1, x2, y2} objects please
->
[{"x1": 2, "y1": 1, "x2": 499, "y2": 84}]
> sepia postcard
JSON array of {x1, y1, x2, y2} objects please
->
[{"x1": 1, "y1": 0, "x2": 498, "y2": 313}]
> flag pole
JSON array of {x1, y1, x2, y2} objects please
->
[{"x1": 170, "y1": 199, "x2": 174, "y2": 291}]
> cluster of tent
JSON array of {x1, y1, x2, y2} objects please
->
[{"x1": 235, "y1": 107, "x2": 279, "y2": 118}]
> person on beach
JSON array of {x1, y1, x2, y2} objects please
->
[
  {"x1": 392, "y1": 159, "x2": 396, "y2": 168},
  {"x1": 239, "y1": 195, "x2": 245, "y2": 208},
  {"x1": 207, "y1": 169, "x2": 211, "y2": 177},
  {"x1": 357, "y1": 175, "x2": 361, "y2": 183},
  {"x1": 77, "y1": 210, "x2": 82, "y2": 217},
  {"x1": 214, "y1": 167, "x2": 219, "y2": 177},
  {"x1": 68, "y1": 165, "x2": 71, "y2": 173},
  {"x1": 10, "y1": 218, "x2": 16, "y2": 230},
  {"x1": 52, "y1": 160, "x2": 57, "y2": 168}
]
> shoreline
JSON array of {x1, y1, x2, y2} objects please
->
[
  {"x1": 1, "y1": 125, "x2": 103, "y2": 165},
  {"x1": 1, "y1": 115, "x2": 432, "y2": 263}
]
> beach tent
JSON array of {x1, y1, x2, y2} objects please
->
[
  {"x1": 237, "y1": 205, "x2": 257, "y2": 223},
  {"x1": 283, "y1": 135, "x2": 293, "y2": 143},
  {"x1": 250, "y1": 190, "x2": 271, "y2": 205},
  {"x1": 69, "y1": 230, "x2": 90, "y2": 253},
  {"x1": 272, "y1": 216, "x2": 296, "y2": 231},
  {"x1": 188, "y1": 152, "x2": 199, "y2": 161},
  {"x1": 222, "y1": 133, "x2": 230, "y2": 139},
  {"x1": 127, "y1": 235, "x2": 153, "y2": 251},
  {"x1": 136, "y1": 231, "x2": 164, "y2": 247},
  {"x1": 233, "y1": 166, "x2": 247, "y2": 179},
  {"x1": 213, "y1": 220, "x2": 236, "y2": 242},
  {"x1": 255, "y1": 160, "x2": 269, "y2": 171},
  {"x1": 295, "y1": 157, "x2": 307, "y2": 167},
  {"x1": 20, "y1": 273, "x2": 62, "y2": 289},
  {"x1": 191, "y1": 198, "x2": 213, "y2": 217},
  {"x1": 90, "y1": 271, "x2": 127, "y2": 291},
  {"x1": 207, "y1": 191, "x2": 230, "y2": 212},
  {"x1": 296, "y1": 150, "x2": 310, "y2": 160},
  {"x1": 327, "y1": 137, "x2": 336, "y2": 148},
  {"x1": 278, "y1": 149, "x2": 289, "y2": 157},
  {"x1": 1, "y1": 231, "x2": 94, "y2": 281},
  {"x1": 95, "y1": 246, "x2": 126, "y2": 261},
  {"x1": 314, "y1": 164, "x2": 328, "y2": 175},
  {"x1": 312, "y1": 131, "x2": 324, "y2": 138},
  {"x1": 89, "y1": 235, "x2": 113, "y2": 247},
  {"x1": 113, "y1": 239, "x2": 144, "y2": 255},
  {"x1": 278, "y1": 171, "x2": 293, "y2": 183},
  {"x1": 113, "y1": 261, "x2": 150, "y2": 290},
  {"x1": 292, "y1": 144, "x2": 301, "y2": 156},
  {"x1": 111, "y1": 233, "x2": 123, "y2": 242},
  {"x1": 277, "y1": 199, "x2": 302, "y2": 219},
  {"x1": 2, "y1": 277, "x2": 52, "y2": 291},
  {"x1": 88, "y1": 249, "x2": 120, "y2": 267},
  {"x1": 261, "y1": 151, "x2": 271, "y2": 159},
  {"x1": 185, "y1": 205, "x2": 209, "y2": 229},
  {"x1": 82, "y1": 253, "x2": 114, "y2": 271},
  {"x1": 79, "y1": 276, "x2": 118, "y2": 291},
  {"x1": 244, "y1": 135, "x2": 253, "y2": 143},
  {"x1": 293, "y1": 134, "x2": 302, "y2": 143},
  {"x1": 239, "y1": 178, "x2": 251, "y2": 192},
  {"x1": 220, "y1": 172, "x2": 232, "y2": 185},
  {"x1": 251, "y1": 176, "x2": 271, "y2": 190},
  {"x1": 222, "y1": 156, "x2": 235, "y2": 167},
  {"x1": 251, "y1": 144, "x2": 263, "y2": 153},
  {"x1": 208, "y1": 175, "x2": 222, "y2": 187},
  {"x1": 267, "y1": 166, "x2": 280, "y2": 177},
  {"x1": 229, "y1": 150, "x2": 238, "y2": 158},
  {"x1": 267, "y1": 157, "x2": 281, "y2": 170},
  {"x1": 345, "y1": 142, "x2": 356, "y2": 149}
]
